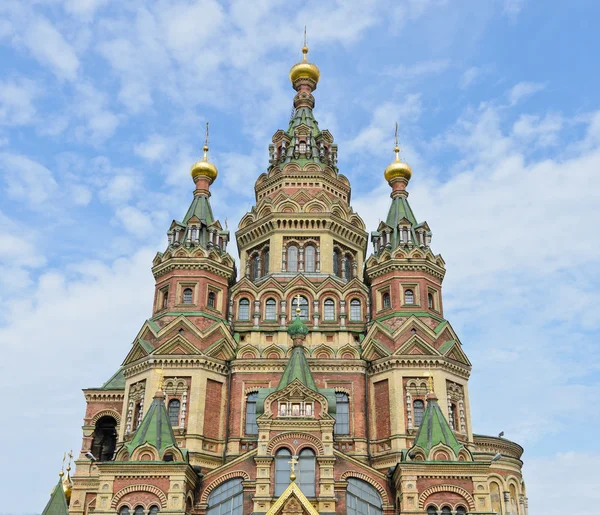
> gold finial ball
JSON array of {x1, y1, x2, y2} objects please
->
[
  {"x1": 289, "y1": 46, "x2": 320, "y2": 86},
  {"x1": 384, "y1": 147, "x2": 412, "y2": 182},
  {"x1": 190, "y1": 147, "x2": 218, "y2": 183}
]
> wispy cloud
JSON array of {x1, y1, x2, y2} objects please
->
[{"x1": 508, "y1": 81, "x2": 546, "y2": 105}]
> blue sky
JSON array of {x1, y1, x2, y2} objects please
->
[{"x1": 1, "y1": 0, "x2": 599, "y2": 513}]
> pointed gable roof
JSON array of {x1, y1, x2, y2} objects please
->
[
  {"x1": 411, "y1": 393, "x2": 463, "y2": 458},
  {"x1": 41, "y1": 478, "x2": 68, "y2": 515},
  {"x1": 182, "y1": 194, "x2": 214, "y2": 225},
  {"x1": 276, "y1": 345, "x2": 317, "y2": 392},
  {"x1": 125, "y1": 391, "x2": 186, "y2": 458},
  {"x1": 266, "y1": 481, "x2": 319, "y2": 515}
]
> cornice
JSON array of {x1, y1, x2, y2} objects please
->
[
  {"x1": 123, "y1": 356, "x2": 229, "y2": 378},
  {"x1": 472, "y1": 434, "x2": 524, "y2": 459},
  {"x1": 256, "y1": 168, "x2": 350, "y2": 197},
  {"x1": 369, "y1": 357, "x2": 471, "y2": 379},
  {"x1": 152, "y1": 258, "x2": 235, "y2": 280},
  {"x1": 83, "y1": 390, "x2": 125, "y2": 401},
  {"x1": 366, "y1": 259, "x2": 446, "y2": 281}
]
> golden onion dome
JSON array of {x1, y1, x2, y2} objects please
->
[
  {"x1": 384, "y1": 145, "x2": 412, "y2": 183},
  {"x1": 190, "y1": 144, "x2": 218, "y2": 183},
  {"x1": 289, "y1": 45, "x2": 320, "y2": 86}
]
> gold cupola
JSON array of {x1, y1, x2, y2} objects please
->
[
  {"x1": 289, "y1": 28, "x2": 320, "y2": 87},
  {"x1": 384, "y1": 123, "x2": 412, "y2": 183},
  {"x1": 190, "y1": 122, "x2": 218, "y2": 183}
]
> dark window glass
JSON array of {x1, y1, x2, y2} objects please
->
[
  {"x1": 287, "y1": 246, "x2": 298, "y2": 272},
  {"x1": 333, "y1": 250, "x2": 341, "y2": 277},
  {"x1": 91, "y1": 415, "x2": 117, "y2": 462},
  {"x1": 251, "y1": 255, "x2": 260, "y2": 280},
  {"x1": 413, "y1": 400, "x2": 425, "y2": 427},
  {"x1": 245, "y1": 392, "x2": 258, "y2": 434},
  {"x1": 265, "y1": 299, "x2": 277, "y2": 321},
  {"x1": 291, "y1": 296, "x2": 309, "y2": 321},
  {"x1": 263, "y1": 248, "x2": 269, "y2": 274},
  {"x1": 382, "y1": 292, "x2": 391, "y2": 309},
  {"x1": 456, "y1": 507, "x2": 467, "y2": 515},
  {"x1": 238, "y1": 299, "x2": 250, "y2": 321},
  {"x1": 168, "y1": 399, "x2": 180, "y2": 426},
  {"x1": 275, "y1": 449, "x2": 292, "y2": 495},
  {"x1": 208, "y1": 291, "x2": 216, "y2": 309},
  {"x1": 428, "y1": 293, "x2": 434, "y2": 309},
  {"x1": 334, "y1": 392, "x2": 349, "y2": 434},
  {"x1": 183, "y1": 288, "x2": 193, "y2": 304},
  {"x1": 344, "y1": 255, "x2": 352, "y2": 280},
  {"x1": 162, "y1": 291, "x2": 169, "y2": 309},
  {"x1": 449, "y1": 403, "x2": 457, "y2": 430},
  {"x1": 134, "y1": 506, "x2": 144, "y2": 515},
  {"x1": 206, "y1": 478, "x2": 243, "y2": 515},
  {"x1": 405, "y1": 289, "x2": 415, "y2": 305},
  {"x1": 119, "y1": 507, "x2": 130, "y2": 515},
  {"x1": 324, "y1": 299, "x2": 335, "y2": 321},
  {"x1": 350, "y1": 299, "x2": 361, "y2": 321},
  {"x1": 149, "y1": 507, "x2": 159, "y2": 515},
  {"x1": 427, "y1": 507, "x2": 437, "y2": 515},
  {"x1": 297, "y1": 449, "x2": 316, "y2": 497},
  {"x1": 305, "y1": 246, "x2": 315, "y2": 272},
  {"x1": 441, "y1": 507, "x2": 452, "y2": 514},
  {"x1": 347, "y1": 478, "x2": 382, "y2": 515}
]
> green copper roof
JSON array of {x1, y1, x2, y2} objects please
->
[
  {"x1": 412, "y1": 396, "x2": 463, "y2": 458},
  {"x1": 101, "y1": 368, "x2": 126, "y2": 390},
  {"x1": 125, "y1": 393, "x2": 185, "y2": 458},
  {"x1": 41, "y1": 478, "x2": 68, "y2": 515},
  {"x1": 288, "y1": 314, "x2": 309, "y2": 338},
  {"x1": 182, "y1": 194, "x2": 214, "y2": 225},
  {"x1": 276, "y1": 345, "x2": 317, "y2": 391}
]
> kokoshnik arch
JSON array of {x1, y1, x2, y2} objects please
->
[{"x1": 42, "y1": 42, "x2": 528, "y2": 515}]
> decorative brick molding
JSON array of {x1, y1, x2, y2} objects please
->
[
  {"x1": 418, "y1": 485, "x2": 475, "y2": 510},
  {"x1": 90, "y1": 409, "x2": 121, "y2": 425},
  {"x1": 200, "y1": 471, "x2": 251, "y2": 503},
  {"x1": 340, "y1": 471, "x2": 389, "y2": 504},
  {"x1": 266, "y1": 432, "x2": 325, "y2": 455},
  {"x1": 111, "y1": 485, "x2": 167, "y2": 509}
]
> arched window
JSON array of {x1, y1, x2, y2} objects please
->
[
  {"x1": 91, "y1": 415, "x2": 117, "y2": 462},
  {"x1": 162, "y1": 290, "x2": 169, "y2": 309},
  {"x1": 183, "y1": 288, "x2": 193, "y2": 304},
  {"x1": 404, "y1": 289, "x2": 414, "y2": 305},
  {"x1": 344, "y1": 255, "x2": 352, "y2": 280},
  {"x1": 490, "y1": 482, "x2": 503, "y2": 514},
  {"x1": 245, "y1": 392, "x2": 258, "y2": 434},
  {"x1": 413, "y1": 400, "x2": 425, "y2": 426},
  {"x1": 119, "y1": 507, "x2": 130, "y2": 515},
  {"x1": 333, "y1": 249, "x2": 341, "y2": 277},
  {"x1": 441, "y1": 507, "x2": 452, "y2": 514},
  {"x1": 324, "y1": 299, "x2": 335, "y2": 321},
  {"x1": 133, "y1": 401, "x2": 142, "y2": 430},
  {"x1": 305, "y1": 245, "x2": 316, "y2": 272},
  {"x1": 456, "y1": 507, "x2": 467, "y2": 515},
  {"x1": 287, "y1": 245, "x2": 299, "y2": 272},
  {"x1": 350, "y1": 299, "x2": 361, "y2": 321},
  {"x1": 382, "y1": 292, "x2": 391, "y2": 309},
  {"x1": 148, "y1": 507, "x2": 159, "y2": 515},
  {"x1": 335, "y1": 392, "x2": 349, "y2": 434},
  {"x1": 291, "y1": 295, "x2": 309, "y2": 321},
  {"x1": 299, "y1": 141, "x2": 307, "y2": 153},
  {"x1": 428, "y1": 292, "x2": 434, "y2": 309},
  {"x1": 347, "y1": 478, "x2": 382, "y2": 515},
  {"x1": 168, "y1": 399, "x2": 180, "y2": 426},
  {"x1": 275, "y1": 448, "x2": 292, "y2": 495},
  {"x1": 263, "y1": 248, "x2": 270, "y2": 275},
  {"x1": 206, "y1": 478, "x2": 243, "y2": 515},
  {"x1": 265, "y1": 298, "x2": 277, "y2": 321},
  {"x1": 297, "y1": 449, "x2": 316, "y2": 497},
  {"x1": 238, "y1": 299, "x2": 250, "y2": 321},
  {"x1": 426, "y1": 507, "x2": 437, "y2": 515},
  {"x1": 251, "y1": 255, "x2": 260, "y2": 281},
  {"x1": 208, "y1": 291, "x2": 216, "y2": 309},
  {"x1": 449, "y1": 403, "x2": 457, "y2": 430},
  {"x1": 134, "y1": 506, "x2": 144, "y2": 515}
]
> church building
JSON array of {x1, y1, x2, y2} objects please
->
[{"x1": 43, "y1": 43, "x2": 528, "y2": 515}]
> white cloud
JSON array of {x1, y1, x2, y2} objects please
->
[
  {"x1": 508, "y1": 81, "x2": 545, "y2": 105},
  {"x1": 101, "y1": 174, "x2": 138, "y2": 204},
  {"x1": 114, "y1": 205, "x2": 155, "y2": 237},
  {"x1": 504, "y1": 0, "x2": 525, "y2": 18},
  {"x1": 135, "y1": 134, "x2": 171, "y2": 161},
  {"x1": 0, "y1": 76, "x2": 39, "y2": 125},
  {"x1": 0, "y1": 152, "x2": 58, "y2": 206},
  {"x1": 512, "y1": 113, "x2": 563, "y2": 146},
  {"x1": 460, "y1": 66, "x2": 480, "y2": 89},
  {"x1": 23, "y1": 17, "x2": 79, "y2": 80},
  {"x1": 384, "y1": 60, "x2": 451, "y2": 79},
  {"x1": 72, "y1": 82, "x2": 120, "y2": 143},
  {"x1": 63, "y1": 0, "x2": 108, "y2": 18}
]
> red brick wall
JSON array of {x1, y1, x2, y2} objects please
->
[
  {"x1": 204, "y1": 379, "x2": 223, "y2": 439},
  {"x1": 373, "y1": 379, "x2": 390, "y2": 438}
]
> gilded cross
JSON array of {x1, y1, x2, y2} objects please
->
[
  {"x1": 66, "y1": 450, "x2": 73, "y2": 472},
  {"x1": 288, "y1": 455, "x2": 298, "y2": 474},
  {"x1": 295, "y1": 294, "x2": 302, "y2": 315}
]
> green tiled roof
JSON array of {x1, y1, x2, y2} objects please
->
[
  {"x1": 101, "y1": 368, "x2": 126, "y2": 390},
  {"x1": 276, "y1": 345, "x2": 317, "y2": 392},
  {"x1": 125, "y1": 392, "x2": 186, "y2": 459},
  {"x1": 182, "y1": 195, "x2": 214, "y2": 225},
  {"x1": 438, "y1": 340, "x2": 455, "y2": 354},
  {"x1": 412, "y1": 396, "x2": 463, "y2": 458},
  {"x1": 41, "y1": 478, "x2": 68, "y2": 515}
]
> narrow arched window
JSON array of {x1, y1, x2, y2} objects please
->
[
  {"x1": 208, "y1": 291, "x2": 216, "y2": 309},
  {"x1": 449, "y1": 403, "x2": 457, "y2": 430},
  {"x1": 252, "y1": 255, "x2": 260, "y2": 281},
  {"x1": 334, "y1": 392, "x2": 349, "y2": 434},
  {"x1": 275, "y1": 448, "x2": 292, "y2": 495},
  {"x1": 263, "y1": 248, "x2": 269, "y2": 274},
  {"x1": 133, "y1": 402, "x2": 142, "y2": 430},
  {"x1": 350, "y1": 299, "x2": 361, "y2": 321},
  {"x1": 291, "y1": 295, "x2": 309, "y2": 321},
  {"x1": 119, "y1": 507, "x2": 130, "y2": 515},
  {"x1": 148, "y1": 507, "x2": 159, "y2": 515},
  {"x1": 344, "y1": 255, "x2": 352, "y2": 280},
  {"x1": 347, "y1": 478, "x2": 382, "y2": 515},
  {"x1": 426, "y1": 507, "x2": 437, "y2": 515},
  {"x1": 134, "y1": 506, "x2": 144, "y2": 515},
  {"x1": 206, "y1": 478, "x2": 243, "y2": 515},
  {"x1": 324, "y1": 299, "x2": 335, "y2": 321},
  {"x1": 287, "y1": 245, "x2": 298, "y2": 272},
  {"x1": 404, "y1": 289, "x2": 414, "y2": 305},
  {"x1": 441, "y1": 507, "x2": 452, "y2": 514},
  {"x1": 305, "y1": 245, "x2": 315, "y2": 272},
  {"x1": 168, "y1": 399, "x2": 180, "y2": 426},
  {"x1": 428, "y1": 292, "x2": 434, "y2": 309},
  {"x1": 333, "y1": 249, "x2": 341, "y2": 277},
  {"x1": 455, "y1": 507, "x2": 467, "y2": 515},
  {"x1": 238, "y1": 299, "x2": 250, "y2": 321},
  {"x1": 297, "y1": 449, "x2": 316, "y2": 497},
  {"x1": 413, "y1": 400, "x2": 425, "y2": 427},
  {"x1": 245, "y1": 392, "x2": 258, "y2": 434},
  {"x1": 299, "y1": 141, "x2": 307, "y2": 153},
  {"x1": 183, "y1": 288, "x2": 193, "y2": 304},
  {"x1": 162, "y1": 290, "x2": 169, "y2": 309},
  {"x1": 91, "y1": 415, "x2": 117, "y2": 462},
  {"x1": 382, "y1": 292, "x2": 391, "y2": 309},
  {"x1": 265, "y1": 298, "x2": 277, "y2": 321}
]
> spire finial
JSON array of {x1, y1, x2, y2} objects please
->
[
  {"x1": 295, "y1": 293, "x2": 302, "y2": 315},
  {"x1": 288, "y1": 455, "x2": 298, "y2": 481},
  {"x1": 66, "y1": 450, "x2": 73, "y2": 473},
  {"x1": 394, "y1": 122, "x2": 400, "y2": 161},
  {"x1": 302, "y1": 26, "x2": 308, "y2": 61},
  {"x1": 59, "y1": 452, "x2": 66, "y2": 478},
  {"x1": 156, "y1": 368, "x2": 164, "y2": 393},
  {"x1": 203, "y1": 122, "x2": 209, "y2": 160}
]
